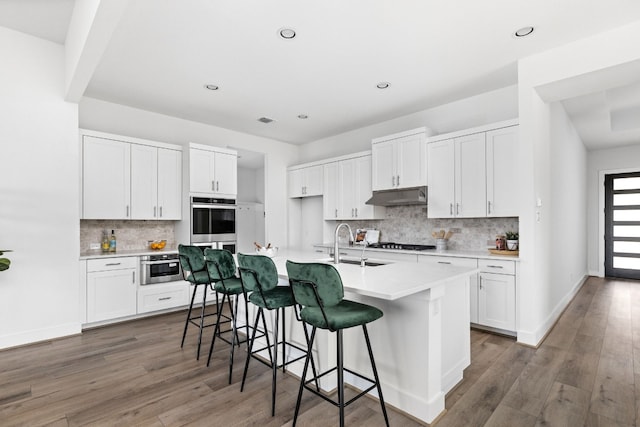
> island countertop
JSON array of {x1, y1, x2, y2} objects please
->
[{"x1": 268, "y1": 248, "x2": 479, "y2": 301}]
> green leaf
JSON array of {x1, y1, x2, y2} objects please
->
[{"x1": 0, "y1": 258, "x2": 10, "y2": 271}]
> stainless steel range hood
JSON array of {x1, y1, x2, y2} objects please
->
[{"x1": 365, "y1": 186, "x2": 427, "y2": 206}]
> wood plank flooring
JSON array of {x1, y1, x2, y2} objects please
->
[{"x1": 0, "y1": 276, "x2": 638, "y2": 426}]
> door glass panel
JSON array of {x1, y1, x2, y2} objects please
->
[
  {"x1": 613, "y1": 226, "x2": 640, "y2": 237},
  {"x1": 613, "y1": 256, "x2": 640, "y2": 270},
  {"x1": 613, "y1": 210, "x2": 640, "y2": 221},
  {"x1": 614, "y1": 177, "x2": 640, "y2": 190},
  {"x1": 613, "y1": 194, "x2": 640, "y2": 206},
  {"x1": 614, "y1": 241, "x2": 640, "y2": 254}
]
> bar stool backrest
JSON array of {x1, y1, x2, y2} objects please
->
[
  {"x1": 178, "y1": 244, "x2": 205, "y2": 276},
  {"x1": 237, "y1": 253, "x2": 278, "y2": 293},
  {"x1": 203, "y1": 248, "x2": 237, "y2": 281},
  {"x1": 285, "y1": 261, "x2": 344, "y2": 308}
]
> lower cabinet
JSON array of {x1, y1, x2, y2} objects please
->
[
  {"x1": 138, "y1": 281, "x2": 189, "y2": 314},
  {"x1": 475, "y1": 259, "x2": 516, "y2": 333},
  {"x1": 86, "y1": 257, "x2": 138, "y2": 323}
]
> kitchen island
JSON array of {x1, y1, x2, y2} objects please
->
[{"x1": 258, "y1": 248, "x2": 478, "y2": 424}]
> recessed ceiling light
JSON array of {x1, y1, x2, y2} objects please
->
[
  {"x1": 297, "y1": 114, "x2": 308, "y2": 119},
  {"x1": 258, "y1": 117, "x2": 275, "y2": 124},
  {"x1": 204, "y1": 84, "x2": 219, "y2": 90},
  {"x1": 278, "y1": 28, "x2": 296, "y2": 39},
  {"x1": 377, "y1": 82, "x2": 390, "y2": 89},
  {"x1": 514, "y1": 26, "x2": 534, "y2": 37}
]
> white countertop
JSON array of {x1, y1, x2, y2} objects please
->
[
  {"x1": 79, "y1": 247, "x2": 178, "y2": 260},
  {"x1": 313, "y1": 243, "x2": 520, "y2": 261},
  {"x1": 269, "y1": 249, "x2": 479, "y2": 301}
]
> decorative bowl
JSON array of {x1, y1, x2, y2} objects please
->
[
  {"x1": 256, "y1": 247, "x2": 278, "y2": 258},
  {"x1": 148, "y1": 240, "x2": 167, "y2": 250}
]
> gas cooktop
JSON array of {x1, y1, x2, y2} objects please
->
[{"x1": 368, "y1": 242, "x2": 436, "y2": 251}]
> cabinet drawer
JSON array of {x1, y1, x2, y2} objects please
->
[
  {"x1": 138, "y1": 283, "x2": 188, "y2": 314},
  {"x1": 479, "y1": 259, "x2": 515, "y2": 275},
  {"x1": 418, "y1": 255, "x2": 477, "y2": 268},
  {"x1": 87, "y1": 257, "x2": 137, "y2": 272}
]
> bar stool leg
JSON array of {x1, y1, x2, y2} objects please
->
[
  {"x1": 271, "y1": 308, "x2": 279, "y2": 416},
  {"x1": 363, "y1": 324, "x2": 389, "y2": 427},
  {"x1": 240, "y1": 308, "x2": 262, "y2": 391},
  {"x1": 293, "y1": 326, "x2": 317, "y2": 427},
  {"x1": 181, "y1": 284, "x2": 198, "y2": 348},
  {"x1": 228, "y1": 294, "x2": 240, "y2": 383},
  {"x1": 206, "y1": 293, "x2": 228, "y2": 367},
  {"x1": 337, "y1": 329, "x2": 345, "y2": 427},
  {"x1": 195, "y1": 284, "x2": 208, "y2": 360}
]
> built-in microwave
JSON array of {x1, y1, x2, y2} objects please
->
[{"x1": 190, "y1": 197, "x2": 236, "y2": 245}]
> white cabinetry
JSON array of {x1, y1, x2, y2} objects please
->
[
  {"x1": 371, "y1": 128, "x2": 428, "y2": 191},
  {"x1": 288, "y1": 164, "x2": 323, "y2": 198},
  {"x1": 81, "y1": 131, "x2": 182, "y2": 220},
  {"x1": 486, "y1": 125, "x2": 519, "y2": 217},
  {"x1": 323, "y1": 153, "x2": 385, "y2": 220},
  {"x1": 427, "y1": 121, "x2": 518, "y2": 219},
  {"x1": 475, "y1": 259, "x2": 516, "y2": 333},
  {"x1": 86, "y1": 257, "x2": 137, "y2": 323},
  {"x1": 427, "y1": 133, "x2": 486, "y2": 218},
  {"x1": 82, "y1": 136, "x2": 131, "y2": 219},
  {"x1": 138, "y1": 281, "x2": 189, "y2": 314},
  {"x1": 189, "y1": 144, "x2": 237, "y2": 197},
  {"x1": 131, "y1": 145, "x2": 182, "y2": 220}
]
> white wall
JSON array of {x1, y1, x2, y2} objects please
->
[
  {"x1": 587, "y1": 144, "x2": 640, "y2": 275},
  {"x1": 517, "y1": 20, "x2": 640, "y2": 346},
  {"x1": 0, "y1": 27, "x2": 80, "y2": 349},
  {"x1": 299, "y1": 85, "x2": 518, "y2": 163},
  {"x1": 79, "y1": 97, "x2": 299, "y2": 248}
]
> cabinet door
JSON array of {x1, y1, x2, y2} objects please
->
[
  {"x1": 478, "y1": 272, "x2": 515, "y2": 331},
  {"x1": 157, "y1": 148, "x2": 182, "y2": 219},
  {"x1": 304, "y1": 165, "x2": 323, "y2": 196},
  {"x1": 323, "y1": 162, "x2": 340, "y2": 219},
  {"x1": 455, "y1": 133, "x2": 486, "y2": 218},
  {"x1": 354, "y1": 155, "x2": 375, "y2": 219},
  {"x1": 130, "y1": 144, "x2": 158, "y2": 219},
  {"x1": 371, "y1": 140, "x2": 396, "y2": 191},
  {"x1": 213, "y1": 151, "x2": 237, "y2": 196},
  {"x1": 339, "y1": 159, "x2": 357, "y2": 219},
  {"x1": 190, "y1": 148, "x2": 215, "y2": 194},
  {"x1": 427, "y1": 140, "x2": 455, "y2": 218},
  {"x1": 486, "y1": 126, "x2": 518, "y2": 217},
  {"x1": 87, "y1": 268, "x2": 137, "y2": 322},
  {"x1": 82, "y1": 136, "x2": 131, "y2": 219},
  {"x1": 397, "y1": 133, "x2": 427, "y2": 189},
  {"x1": 288, "y1": 168, "x2": 304, "y2": 198}
]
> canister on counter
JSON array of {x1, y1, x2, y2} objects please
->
[{"x1": 495, "y1": 235, "x2": 506, "y2": 250}]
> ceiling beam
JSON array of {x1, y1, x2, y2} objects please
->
[{"x1": 64, "y1": 0, "x2": 130, "y2": 102}]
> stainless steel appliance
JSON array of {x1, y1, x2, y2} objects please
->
[
  {"x1": 140, "y1": 253, "x2": 182, "y2": 285},
  {"x1": 190, "y1": 197, "x2": 237, "y2": 250},
  {"x1": 368, "y1": 242, "x2": 436, "y2": 251}
]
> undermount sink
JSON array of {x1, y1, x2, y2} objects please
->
[{"x1": 335, "y1": 259, "x2": 388, "y2": 267}]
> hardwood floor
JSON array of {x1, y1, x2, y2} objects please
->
[{"x1": 0, "y1": 276, "x2": 638, "y2": 426}]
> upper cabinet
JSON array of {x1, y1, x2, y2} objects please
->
[
  {"x1": 427, "y1": 120, "x2": 518, "y2": 219},
  {"x1": 288, "y1": 164, "x2": 323, "y2": 198},
  {"x1": 81, "y1": 131, "x2": 182, "y2": 220},
  {"x1": 371, "y1": 128, "x2": 429, "y2": 191},
  {"x1": 189, "y1": 144, "x2": 237, "y2": 198},
  {"x1": 323, "y1": 153, "x2": 385, "y2": 220}
]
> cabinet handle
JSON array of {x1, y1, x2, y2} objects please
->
[
  {"x1": 212, "y1": 180, "x2": 215, "y2": 191},
  {"x1": 391, "y1": 176, "x2": 395, "y2": 187},
  {"x1": 355, "y1": 208, "x2": 358, "y2": 217},
  {"x1": 216, "y1": 181, "x2": 220, "y2": 191},
  {"x1": 438, "y1": 261, "x2": 451, "y2": 265},
  {"x1": 487, "y1": 201, "x2": 492, "y2": 214},
  {"x1": 126, "y1": 205, "x2": 129, "y2": 217},
  {"x1": 132, "y1": 271, "x2": 135, "y2": 284},
  {"x1": 397, "y1": 175, "x2": 400, "y2": 187},
  {"x1": 486, "y1": 265, "x2": 503, "y2": 269},
  {"x1": 335, "y1": 208, "x2": 337, "y2": 218},
  {"x1": 159, "y1": 206, "x2": 163, "y2": 217},
  {"x1": 154, "y1": 206, "x2": 157, "y2": 217},
  {"x1": 449, "y1": 203, "x2": 453, "y2": 215},
  {"x1": 159, "y1": 297, "x2": 172, "y2": 301},
  {"x1": 479, "y1": 281, "x2": 483, "y2": 290},
  {"x1": 351, "y1": 208, "x2": 354, "y2": 217},
  {"x1": 456, "y1": 203, "x2": 460, "y2": 215},
  {"x1": 105, "y1": 262, "x2": 121, "y2": 266}
]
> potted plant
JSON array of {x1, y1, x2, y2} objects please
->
[
  {"x1": 0, "y1": 249, "x2": 11, "y2": 271},
  {"x1": 505, "y1": 231, "x2": 519, "y2": 250}
]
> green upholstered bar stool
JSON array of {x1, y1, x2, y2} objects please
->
[
  {"x1": 178, "y1": 244, "x2": 223, "y2": 360},
  {"x1": 286, "y1": 261, "x2": 389, "y2": 427},
  {"x1": 204, "y1": 248, "x2": 248, "y2": 384},
  {"x1": 237, "y1": 253, "x2": 317, "y2": 416}
]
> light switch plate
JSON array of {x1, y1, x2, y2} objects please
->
[{"x1": 89, "y1": 243, "x2": 100, "y2": 250}]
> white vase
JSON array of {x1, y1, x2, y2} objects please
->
[{"x1": 506, "y1": 240, "x2": 518, "y2": 250}]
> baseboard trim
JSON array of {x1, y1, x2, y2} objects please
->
[{"x1": 0, "y1": 322, "x2": 82, "y2": 351}]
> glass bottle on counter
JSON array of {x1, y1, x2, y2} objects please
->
[
  {"x1": 101, "y1": 230, "x2": 110, "y2": 252},
  {"x1": 109, "y1": 229, "x2": 117, "y2": 252}
]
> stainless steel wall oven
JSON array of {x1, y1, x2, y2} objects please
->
[{"x1": 190, "y1": 197, "x2": 237, "y2": 252}]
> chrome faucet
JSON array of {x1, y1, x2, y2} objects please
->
[{"x1": 333, "y1": 223, "x2": 354, "y2": 264}]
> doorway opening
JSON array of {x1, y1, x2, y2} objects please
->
[{"x1": 604, "y1": 171, "x2": 640, "y2": 279}]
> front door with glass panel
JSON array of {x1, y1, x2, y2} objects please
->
[{"x1": 605, "y1": 172, "x2": 640, "y2": 279}]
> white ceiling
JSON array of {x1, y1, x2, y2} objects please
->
[{"x1": 2, "y1": 0, "x2": 640, "y2": 151}]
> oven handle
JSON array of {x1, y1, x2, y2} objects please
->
[
  {"x1": 192, "y1": 204, "x2": 237, "y2": 209},
  {"x1": 141, "y1": 260, "x2": 180, "y2": 266}
]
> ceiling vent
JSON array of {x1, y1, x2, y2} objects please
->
[{"x1": 258, "y1": 117, "x2": 275, "y2": 124}]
